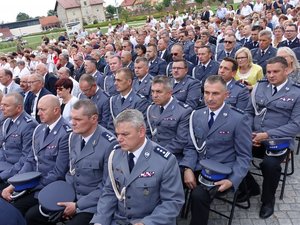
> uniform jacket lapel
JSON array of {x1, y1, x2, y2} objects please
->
[{"x1": 207, "y1": 105, "x2": 229, "y2": 136}]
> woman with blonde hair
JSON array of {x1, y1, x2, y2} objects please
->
[
  {"x1": 234, "y1": 47, "x2": 263, "y2": 90},
  {"x1": 277, "y1": 47, "x2": 300, "y2": 83}
]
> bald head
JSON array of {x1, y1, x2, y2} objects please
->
[{"x1": 37, "y1": 95, "x2": 61, "y2": 124}]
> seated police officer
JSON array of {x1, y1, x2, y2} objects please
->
[
  {"x1": 243, "y1": 56, "x2": 300, "y2": 219},
  {"x1": 90, "y1": 109, "x2": 184, "y2": 225},
  {"x1": 147, "y1": 75, "x2": 192, "y2": 163},
  {"x1": 218, "y1": 57, "x2": 250, "y2": 110},
  {"x1": 182, "y1": 75, "x2": 252, "y2": 225},
  {"x1": 1, "y1": 95, "x2": 71, "y2": 217},
  {"x1": 0, "y1": 92, "x2": 38, "y2": 190},
  {"x1": 26, "y1": 99, "x2": 117, "y2": 225},
  {"x1": 108, "y1": 68, "x2": 149, "y2": 132}
]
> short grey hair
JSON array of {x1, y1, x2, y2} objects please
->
[
  {"x1": 114, "y1": 109, "x2": 146, "y2": 129},
  {"x1": 3, "y1": 92, "x2": 24, "y2": 107},
  {"x1": 72, "y1": 99, "x2": 98, "y2": 117}
]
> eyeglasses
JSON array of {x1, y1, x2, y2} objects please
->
[
  {"x1": 224, "y1": 41, "x2": 234, "y2": 44},
  {"x1": 56, "y1": 87, "x2": 65, "y2": 91},
  {"x1": 236, "y1": 56, "x2": 248, "y2": 60},
  {"x1": 171, "y1": 53, "x2": 179, "y2": 56},
  {"x1": 81, "y1": 86, "x2": 93, "y2": 93},
  {"x1": 122, "y1": 45, "x2": 128, "y2": 48},
  {"x1": 27, "y1": 80, "x2": 40, "y2": 84},
  {"x1": 285, "y1": 30, "x2": 296, "y2": 33}
]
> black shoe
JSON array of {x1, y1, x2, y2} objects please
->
[
  {"x1": 236, "y1": 187, "x2": 260, "y2": 203},
  {"x1": 259, "y1": 202, "x2": 274, "y2": 219}
]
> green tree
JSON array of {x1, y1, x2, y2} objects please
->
[
  {"x1": 120, "y1": 8, "x2": 129, "y2": 22},
  {"x1": 155, "y1": 3, "x2": 164, "y2": 12},
  {"x1": 163, "y1": 0, "x2": 171, "y2": 7},
  {"x1": 106, "y1": 5, "x2": 116, "y2": 15},
  {"x1": 16, "y1": 12, "x2": 31, "y2": 22},
  {"x1": 47, "y1": 10, "x2": 57, "y2": 16}
]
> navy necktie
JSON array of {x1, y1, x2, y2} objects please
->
[
  {"x1": 272, "y1": 86, "x2": 277, "y2": 96},
  {"x1": 160, "y1": 106, "x2": 164, "y2": 114},
  {"x1": 6, "y1": 120, "x2": 14, "y2": 133},
  {"x1": 121, "y1": 97, "x2": 125, "y2": 104},
  {"x1": 44, "y1": 126, "x2": 50, "y2": 141},
  {"x1": 81, "y1": 139, "x2": 86, "y2": 150},
  {"x1": 208, "y1": 112, "x2": 215, "y2": 129},
  {"x1": 128, "y1": 153, "x2": 135, "y2": 173}
]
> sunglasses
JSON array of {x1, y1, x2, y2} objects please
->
[
  {"x1": 224, "y1": 41, "x2": 233, "y2": 44},
  {"x1": 56, "y1": 87, "x2": 65, "y2": 91},
  {"x1": 171, "y1": 53, "x2": 179, "y2": 56}
]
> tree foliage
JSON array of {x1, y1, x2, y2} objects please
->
[
  {"x1": 16, "y1": 12, "x2": 31, "y2": 22},
  {"x1": 106, "y1": 5, "x2": 116, "y2": 15},
  {"x1": 163, "y1": 0, "x2": 171, "y2": 7},
  {"x1": 47, "y1": 10, "x2": 57, "y2": 16},
  {"x1": 155, "y1": 3, "x2": 164, "y2": 12}
]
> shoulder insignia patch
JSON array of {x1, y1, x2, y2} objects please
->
[
  {"x1": 24, "y1": 116, "x2": 32, "y2": 123},
  {"x1": 293, "y1": 83, "x2": 300, "y2": 88},
  {"x1": 63, "y1": 124, "x2": 72, "y2": 133},
  {"x1": 235, "y1": 81, "x2": 246, "y2": 88},
  {"x1": 258, "y1": 78, "x2": 268, "y2": 83},
  {"x1": 230, "y1": 106, "x2": 244, "y2": 114},
  {"x1": 154, "y1": 146, "x2": 171, "y2": 159},
  {"x1": 178, "y1": 101, "x2": 190, "y2": 108},
  {"x1": 137, "y1": 93, "x2": 145, "y2": 99},
  {"x1": 102, "y1": 131, "x2": 116, "y2": 142}
]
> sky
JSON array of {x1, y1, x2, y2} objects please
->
[{"x1": 0, "y1": 0, "x2": 117, "y2": 24}]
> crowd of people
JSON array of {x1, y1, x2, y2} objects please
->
[{"x1": 0, "y1": 0, "x2": 300, "y2": 224}]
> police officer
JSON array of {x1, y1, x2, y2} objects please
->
[
  {"x1": 146, "y1": 44, "x2": 167, "y2": 76},
  {"x1": 90, "y1": 109, "x2": 184, "y2": 225},
  {"x1": 243, "y1": 56, "x2": 300, "y2": 219},
  {"x1": 147, "y1": 75, "x2": 192, "y2": 163},
  {"x1": 1, "y1": 95, "x2": 71, "y2": 217},
  {"x1": 251, "y1": 30, "x2": 277, "y2": 75},
  {"x1": 84, "y1": 58, "x2": 104, "y2": 89},
  {"x1": 108, "y1": 68, "x2": 149, "y2": 131},
  {"x1": 79, "y1": 74, "x2": 110, "y2": 129},
  {"x1": 183, "y1": 75, "x2": 252, "y2": 225},
  {"x1": 166, "y1": 43, "x2": 194, "y2": 77},
  {"x1": 192, "y1": 46, "x2": 220, "y2": 88},
  {"x1": 0, "y1": 198, "x2": 26, "y2": 225},
  {"x1": 133, "y1": 57, "x2": 153, "y2": 101},
  {"x1": 218, "y1": 57, "x2": 250, "y2": 110},
  {"x1": 0, "y1": 92, "x2": 38, "y2": 189},
  {"x1": 26, "y1": 99, "x2": 117, "y2": 225},
  {"x1": 172, "y1": 60, "x2": 202, "y2": 109},
  {"x1": 103, "y1": 55, "x2": 123, "y2": 96}
]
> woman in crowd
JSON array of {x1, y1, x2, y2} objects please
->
[
  {"x1": 134, "y1": 44, "x2": 146, "y2": 57},
  {"x1": 277, "y1": 47, "x2": 300, "y2": 83},
  {"x1": 234, "y1": 47, "x2": 263, "y2": 90},
  {"x1": 272, "y1": 26, "x2": 285, "y2": 48},
  {"x1": 55, "y1": 78, "x2": 78, "y2": 124}
]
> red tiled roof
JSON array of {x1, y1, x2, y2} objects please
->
[
  {"x1": 121, "y1": 0, "x2": 135, "y2": 7},
  {"x1": 39, "y1": 16, "x2": 59, "y2": 26},
  {"x1": 0, "y1": 28, "x2": 12, "y2": 38},
  {"x1": 89, "y1": 0, "x2": 104, "y2": 5},
  {"x1": 57, "y1": 0, "x2": 80, "y2": 9}
]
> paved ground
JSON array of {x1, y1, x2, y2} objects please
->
[{"x1": 178, "y1": 144, "x2": 300, "y2": 225}]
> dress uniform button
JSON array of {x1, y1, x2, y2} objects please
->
[
  {"x1": 127, "y1": 207, "x2": 131, "y2": 210},
  {"x1": 127, "y1": 196, "x2": 131, "y2": 199},
  {"x1": 128, "y1": 216, "x2": 132, "y2": 219}
]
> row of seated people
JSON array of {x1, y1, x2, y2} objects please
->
[{"x1": 0, "y1": 56, "x2": 300, "y2": 224}]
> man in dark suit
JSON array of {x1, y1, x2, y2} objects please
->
[
  {"x1": 73, "y1": 54, "x2": 86, "y2": 82},
  {"x1": 251, "y1": 30, "x2": 277, "y2": 75},
  {"x1": 36, "y1": 63, "x2": 58, "y2": 95},
  {"x1": 20, "y1": 74, "x2": 34, "y2": 115},
  {"x1": 121, "y1": 50, "x2": 135, "y2": 73},
  {"x1": 281, "y1": 0, "x2": 293, "y2": 14},
  {"x1": 26, "y1": 74, "x2": 52, "y2": 123},
  {"x1": 146, "y1": 44, "x2": 167, "y2": 77},
  {"x1": 157, "y1": 38, "x2": 172, "y2": 63},
  {"x1": 58, "y1": 53, "x2": 74, "y2": 77},
  {"x1": 91, "y1": 49, "x2": 106, "y2": 73},
  {"x1": 277, "y1": 24, "x2": 300, "y2": 49}
]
